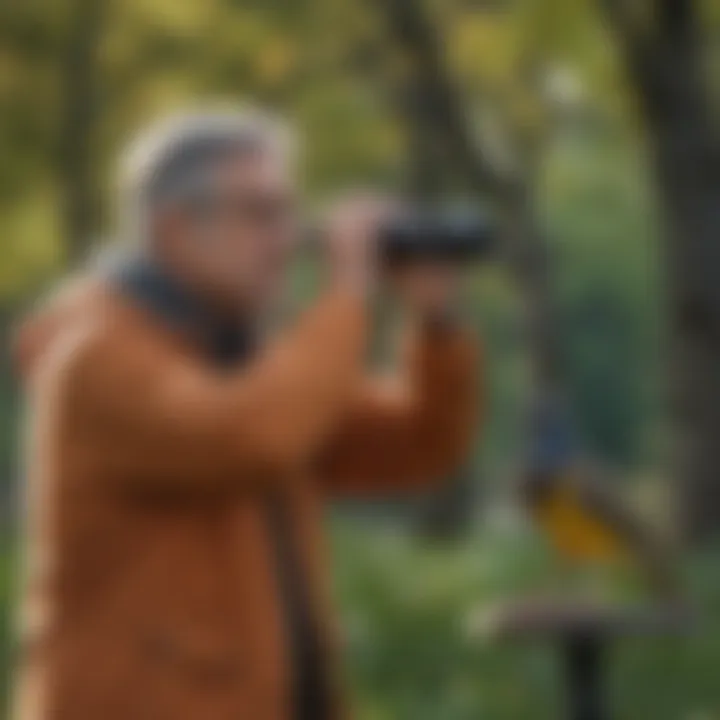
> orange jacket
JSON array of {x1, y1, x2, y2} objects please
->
[{"x1": 12, "y1": 275, "x2": 480, "y2": 720}]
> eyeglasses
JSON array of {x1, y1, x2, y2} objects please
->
[{"x1": 185, "y1": 192, "x2": 296, "y2": 227}]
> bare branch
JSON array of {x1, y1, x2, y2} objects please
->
[{"x1": 373, "y1": 0, "x2": 519, "y2": 197}]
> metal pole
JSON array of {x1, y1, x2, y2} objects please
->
[{"x1": 562, "y1": 634, "x2": 608, "y2": 720}]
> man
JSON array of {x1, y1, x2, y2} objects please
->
[{"x1": 12, "y1": 107, "x2": 480, "y2": 720}]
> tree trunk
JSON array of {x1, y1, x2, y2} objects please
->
[
  {"x1": 499, "y1": 186, "x2": 564, "y2": 395},
  {"x1": 58, "y1": 0, "x2": 107, "y2": 266},
  {"x1": 605, "y1": 0, "x2": 720, "y2": 541},
  {"x1": 376, "y1": 0, "x2": 566, "y2": 535},
  {"x1": 400, "y1": 55, "x2": 479, "y2": 538}
]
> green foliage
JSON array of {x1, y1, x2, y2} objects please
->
[
  {"x1": 333, "y1": 520, "x2": 720, "y2": 719},
  {"x1": 545, "y1": 133, "x2": 662, "y2": 467},
  {"x1": 0, "y1": 539, "x2": 17, "y2": 707}
]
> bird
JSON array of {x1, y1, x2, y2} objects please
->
[{"x1": 520, "y1": 393, "x2": 678, "y2": 596}]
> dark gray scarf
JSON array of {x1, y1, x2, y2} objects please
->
[{"x1": 103, "y1": 251, "x2": 254, "y2": 369}]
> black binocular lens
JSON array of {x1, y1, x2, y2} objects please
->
[{"x1": 379, "y1": 207, "x2": 494, "y2": 265}]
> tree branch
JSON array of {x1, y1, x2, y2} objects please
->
[{"x1": 373, "y1": 0, "x2": 518, "y2": 197}]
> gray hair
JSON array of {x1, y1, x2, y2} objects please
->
[{"x1": 117, "y1": 105, "x2": 293, "y2": 242}]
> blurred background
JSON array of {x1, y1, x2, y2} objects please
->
[{"x1": 0, "y1": 0, "x2": 719, "y2": 717}]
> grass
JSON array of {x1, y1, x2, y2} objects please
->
[{"x1": 332, "y1": 513, "x2": 720, "y2": 720}]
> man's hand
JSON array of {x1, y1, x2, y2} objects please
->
[
  {"x1": 323, "y1": 194, "x2": 394, "y2": 298},
  {"x1": 323, "y1": 195, "x2": 462, "y2": 322},
  {"x1": 389, "y1": 262, "x2": 462, "y2": 325}
]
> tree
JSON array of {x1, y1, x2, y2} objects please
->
[
  {"x1": 57, "y1": 0, "x2": 108, "y2": 264},
  {"x1": 368, "y1": 0, "x2": 575, "y2": 536},
  {"x1": 603, "y1": 0, "x2": 720, "y2": 541}
]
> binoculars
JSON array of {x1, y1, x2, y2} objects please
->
[
  {"x1": 310, "y1": 205, "x2": 495, "y2": 266},
  {"x1": 378, "y1": 206, "x2": 495, "y2": 266}
]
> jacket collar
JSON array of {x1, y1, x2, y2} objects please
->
[{"x1": 101, "y1": 248, "x2": 255, "y2": 368}]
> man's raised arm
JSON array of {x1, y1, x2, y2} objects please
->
[
  {"x1": 319, "y1": 322, "x2": 480, "y2": 496},
  {"x1": 33, "y1": 290, "x2": 366, "y2": 494}
]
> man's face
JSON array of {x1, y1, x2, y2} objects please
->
[{"x1": 157, "y1": 147, "x2": 298, "y2": 315}]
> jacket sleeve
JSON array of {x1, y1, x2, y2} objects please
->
[
  {"x1": 317, "y1": 324, "x2": 480, "y2": 497},
  {"x1": 37, "y1": 291, "x2": 367, "y2": 493}
]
